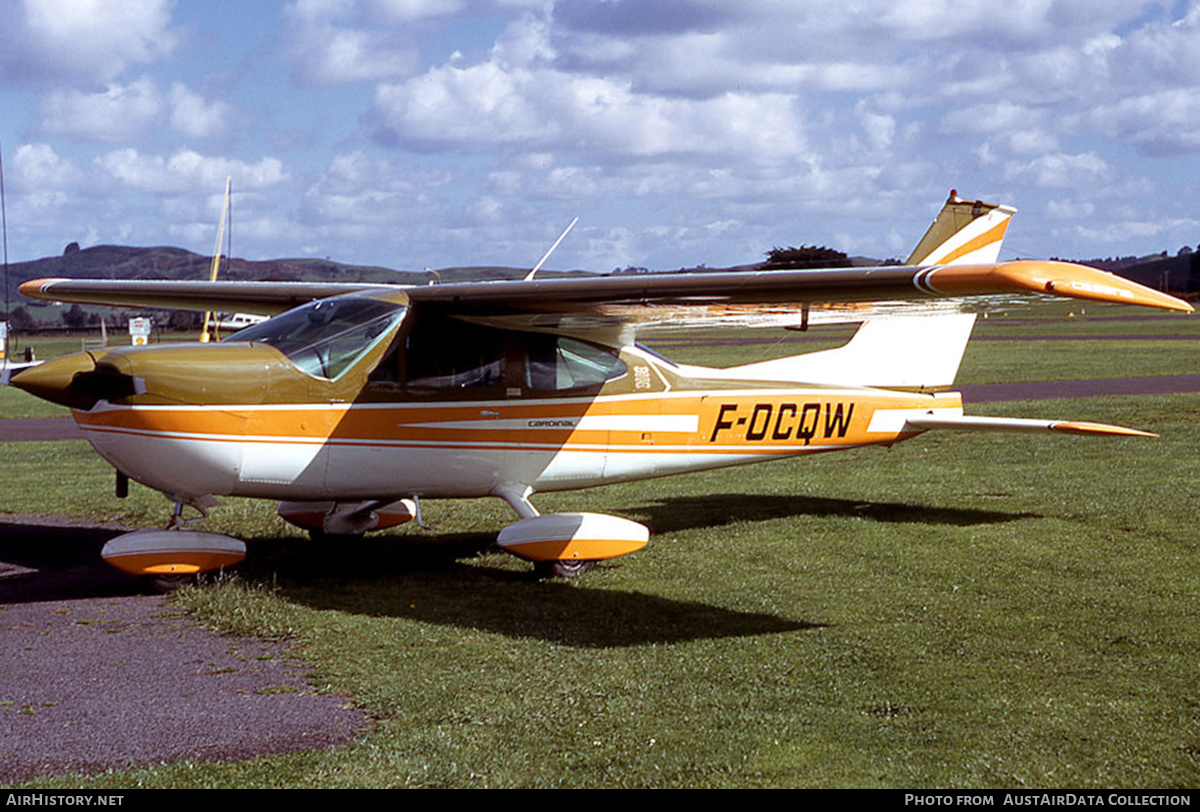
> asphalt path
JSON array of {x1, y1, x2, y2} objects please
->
[
  {"x1": 0, "y1": 370, "x2": 1196, "y2": 785},
  {"x1": 0, "y1": 417, "x2": 83, "y2": 442},
  {"x1": 958, "y1": 373, "x2": 1200, "y2": 402},
  {"x1": 0, "y1": 517, "x2": 367, "y2": 785}
]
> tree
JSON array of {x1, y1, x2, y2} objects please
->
[
  {"x1": 168, "y1": 309, "x2": 200, "y2": 331},
  {"x1": 62, "y1": 304, "x2": 87, "y2": 328},
  {"x1": 8, "y1": 306, "x2": 35, "y2": 330},
  {"x1": 761, "y1": 245, "x2": 849, "y2": 269}
]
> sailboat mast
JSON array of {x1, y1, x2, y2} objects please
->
[{"x1": 200, "y1": 177, "x2": 232, "y2": 343}]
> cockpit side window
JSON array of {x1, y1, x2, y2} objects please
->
[
  {"x1": 365, "y1": 314, "x2": 626, "y2": 398},
  {"x1": 224, "y1": 297, "x2": 407, "y2": 380},
  {"x1": 526, "y1": 335, "x2": 627, "y2": 393}
]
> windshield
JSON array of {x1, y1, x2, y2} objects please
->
[{"x1": 224, "y1": 295, "x2": 407, "y2": 379}]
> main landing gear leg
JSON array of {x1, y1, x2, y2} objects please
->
[
  {"x1": 167, "y1": 500, "x2": 208, "y2": 530},
  {"x1": 491, "y1": 483, "x2": 608, "y2": 579}
]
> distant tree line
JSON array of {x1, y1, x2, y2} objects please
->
[{"x1": 1, "y1": 303, "x2": 203, "y2": 333}]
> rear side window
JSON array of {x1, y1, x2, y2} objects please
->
[{"x1": 526, "y1": 335, "x2": 626, "y2": 393}]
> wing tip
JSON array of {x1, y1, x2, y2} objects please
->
[
  {"x1": 19, "y1": 278, "x2": 69, "y2": 298},
  {"x1": 1016, "y1": 260, "x2": 1194, "y2": 312},
  {"x1": 926, "y1": 261, "x2": 1195, "y2": 312}
]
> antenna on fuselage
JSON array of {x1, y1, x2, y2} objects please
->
[{"x1": 524, "y1": 216, "x2": 579, "y2": 282}]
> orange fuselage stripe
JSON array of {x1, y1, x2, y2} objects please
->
[{"x1": 73, "y1": 391, "x2": 958, "y2": 454}]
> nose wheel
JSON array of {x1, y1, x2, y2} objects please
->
[
  {"x1": 147, "y1": 572, "x2": 194, "y2": 593},
  {"x1": 101, "y1": 500, "x2": 246, "y2": 591}
]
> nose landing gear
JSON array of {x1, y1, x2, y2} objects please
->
[{"x1": 101, "y1": 500, "x2": 246, "y2": 592}]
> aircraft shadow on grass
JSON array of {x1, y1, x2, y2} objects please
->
[
  {"x1": 625, "y1": 492, "x2": 1040, "y2": 535},
  {"x1": 0, "y1": 521, "x2": 816, "y2": 646},
  {"x1": 244, "y1": 533, "x2": 822, "y2": 648},
  {"x1": 0, "y1": 488, "x2": 1036, "y2": 645}
]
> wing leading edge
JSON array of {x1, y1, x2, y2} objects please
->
[
  {"x1": 17, "y1": 278, "x2": 377, "y2": 316},
  {"x1": 18, "y1": 260, "x2": 1194, "y2": 316}
]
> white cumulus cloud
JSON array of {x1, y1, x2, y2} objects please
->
[
  {"x1": 34, "y1": 79, "x2": 232, "y2": 144},
  {"x1": 1005, "y1": 152, "x2": 1113, "y2": 189},
  {"x1": 8, "y1": 142, "x2": 84, "y2": 191},
  {"x1": 35, "y1": 78, "x2": 164, "y2": 142},
  {"x1": 371, "y1": 60, "x2": 805, "y2": 161},
  {"x1": 95, "y1": 149, "x2": 289, "y2": 194},
  {"x1": 168, "y1": 84, "x2": 232, "y2": 140},
  {"x1": 0, "y1": 0, "x2": 177, "y2": 86}
]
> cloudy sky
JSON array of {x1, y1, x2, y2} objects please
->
[{"x1": 1, "y1": 0, "x2": 1199, "y2": 273}]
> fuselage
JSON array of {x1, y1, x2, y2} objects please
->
[
  {"x1": 13, "y1": 289, "x2": 960, "y2": 507},
  {"x1": 70, "y1": 382, "x2": 960, "y2": 504}
]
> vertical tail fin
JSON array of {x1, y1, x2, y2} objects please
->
[
  {"x1": 718, "y1": 313, "x2": 978, "y2": 390},
  {"x1": 906, "y1": 190, "x2": 1016, "y2": 266}
]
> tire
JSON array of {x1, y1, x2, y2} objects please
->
[
  {"x1": 147, "y1": 572, "x2": 193, "y2": 593},
  {"x1": 534, "y1": 559, "x2": 596, "y2": 578}
]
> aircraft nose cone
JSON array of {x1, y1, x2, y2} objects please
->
[
  {"x1": 7, "y1": 351, "x2": 100, "y2": 409},
  {"x1": 7, "y1": 349, "x2": 140, "y2": 410}
]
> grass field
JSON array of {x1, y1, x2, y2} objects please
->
[{"x1": 3, "y1": 307, "x2": 1200, "y2": 788}]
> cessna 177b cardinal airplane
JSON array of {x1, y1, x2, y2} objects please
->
[{"x1": 4, "y1": 193, "x2": 1192, "y2": 583}]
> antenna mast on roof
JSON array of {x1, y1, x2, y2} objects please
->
[{"x1": 525, "y1": 216, "x2": 579, "y2": 282}]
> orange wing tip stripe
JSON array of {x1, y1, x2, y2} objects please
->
[
  {"x1": 19, "y1": 278, "x2": 70, "y2": 297},
  {"x1": 924, "y1": 261, "x2": 1194, "y2": 312},
  {"x1": 1050, "y1": 421, "x2": 1158, "y2": 438}
]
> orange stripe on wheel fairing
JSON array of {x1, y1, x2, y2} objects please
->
[
  {"x1": 101, "y1": 550, "x2": 245, "y2": 576},
  {"x1": 497, "y1": 538, "x2": 649, "y2": 562}
]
